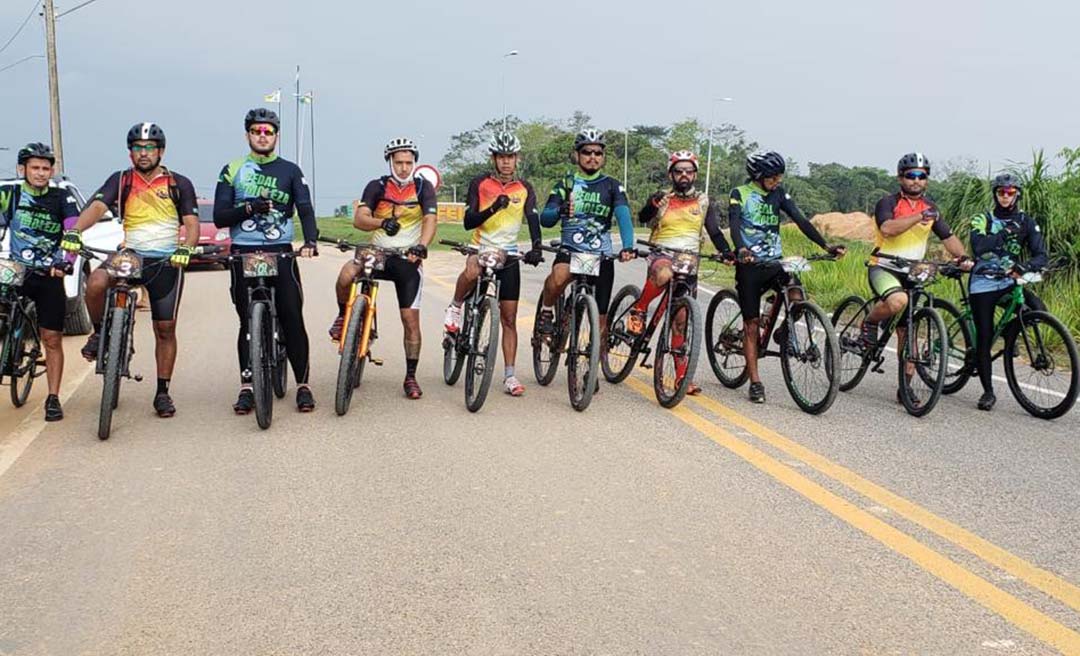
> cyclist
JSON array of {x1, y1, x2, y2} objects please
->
[
  {"x1": 442, "y1": 132, "x2": 543, "y2": 397},
  {"x1": 213, "y1": 108, "x2": 319, "y2": 414},
  {"x1": 730, "y1": 151, "x2": 845, "y2": 404},
  {"x1": 537, "y1": 129, "x2": 636, "y2": 370},
  {"x1": 61, "y1": 123, "x2": 199, "y2": 418},
  {"x1": 861, "y1": 153, "x2": 971, "y2": 401},
  {"x1": 0, "y1": 143, "x2": 78, "y2": 421},
  {"x1": 628, "y1": 149, "x2": 733, "y2": 395},
  {"x1": 330, "y1": 137, "x2": 436, "y2": 400},
  {"x1": 967, "y1": 172, "x2": 1048, "y2": 411}
]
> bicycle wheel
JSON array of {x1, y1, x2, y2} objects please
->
[
  {"x1": 933, "y1": 298, "x2": 973, "y2": 395},
  {"x1": 602, "y1": 284, "x2": 641, "y2": 384},
  {"x1": 531, "y1": 290, "x2": 561, "y2": 386},
  {"x1": 464, "y1": 296, "x2": 500, "y2": 413},
  {"x1": 780, "y1": 301, "x2": 839, "y2": 415},
  {"x1": 898, "y1": 306, "x2": 947, "y2": 417},
  {"x1": 443, "y1": 303, "x2": 467, "y2": 386},
  {"x1": 98, "y1": 307, "x2": 127, "y2": 440},
  {"x1": 831, "y1": 295, "x2": 873, "y2": 392},
  {"x1": 272, "y1": 341, "x2": 288, "y2": 399},
  {"x1": 8, "y1": 309, "x2": 39, "y2": 408},
  {"x1": 704, "y1": 289, "x2": 748, "y2": 388},
  {"x1": 654, "y1": 294, "x2": 702, "y2": 408},
  {"x1": 567, "y1": 293, "x2": 600, "y2": 412},
  {"x1": 335, "y1": 296, "x2": 367, "y2": 416},
  {"x1": 249, "y1": 302, "x2": 274, "y2": 430},
  {"x1": 1004, "y1": 310, "x2": 1079, "y2": 420}
]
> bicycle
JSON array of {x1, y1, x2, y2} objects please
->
[
  {"x1": 604, "y1": 240, "x2": 709, "y2": 408},
  {"x1": 530, "y1": 241, "x2": 617, "y2": 412},
  {"x1": 201, "y1": 249, "x2": 295, "y2": 429},
  {"x1": 441, "y1": 240, "x2": 524, "y2": 412},
  {"x1": 704, "y1": 254, "x2": 841, "y2": 415},
  {"x1": 932, "y1": 265, "x2": 1078, "y2": 419},
  {"x1": 0, "y1": 254, "x2": 53, "y2": 407},
  {"x1": 328, "y1": 239, "x2": 401, "y2": 416},
  {"x1": 831, "y1": 256, "x2": 950, "y2": 417}
]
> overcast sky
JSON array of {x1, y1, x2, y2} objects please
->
[{"x1": 2, "y1": 0, "x2": 1079, "y2": 210}]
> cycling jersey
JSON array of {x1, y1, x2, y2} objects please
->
[
  {"x1": 639, "y1": 190, "x2": 730, "y2": 253},
  {"x1": 969, "y1": 207, "x2": 1048, "y2": 295},
  {"x1": 728, "y1": 183, "x2": 826, "y2": 261},
  {"x1": 463, "y1": 174, "x2": 541, "y2": 253},
  {"x1": 0, "y1": 182, "x2": 78, "y2": 268},
  {"x1": 214, "y1": 154, "x2": 317, "y2": 248},
  {"x1": 540, "y1": 172, "x2": 634, "y2": 254},
  {"x1": 872, "y1": 193, "x2": 951, "y2": 261},
  {"x1": 92, "y1": 169, "x2": 198, "y2": 257},
  {"x1": 359, "y1": 176, "x2": 437, "y2": 249}
]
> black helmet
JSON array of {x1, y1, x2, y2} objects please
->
[
  {"x1": 991, "y1": 172, "x2": 1023, "y2": 192},
  {"x1": 488, "y1": 132, "x2": 522, "y2": 155},
  {"x1": 17, "y1": 142, "x2": 55, "y2": 165},
  {"x1": 127, "y1": 122, "x2": 166, "y2": 148},
  {"x1": 573, "y1": 129, "x2": 605, "y2": 151},
  {"x1": 897, "y1": 152, "x2": 931, "y2": 175},
  {"x1": 244, "y1": 108, "x2": 280, "y2": 131},
  {"x1": 745, "y1": 151, "x2": 786, "y2": 180}
]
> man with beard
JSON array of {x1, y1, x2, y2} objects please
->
[
  {"x1": 62, "y1": 123, "x2": 199, "y2": 418},
  {"x1": 330, "y1": 137, "x2": 436, "y2": 400},
  {"x1": 1, "y1": 143, "x2": 79, "y2": 421},
  {"x1": 214, "y1": 108, "x2": 319, "y2": 414},
  {"x1": 625, "y1": 150, "x2": 733, "y2": 396}
]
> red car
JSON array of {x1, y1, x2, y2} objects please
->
[{"x1": 179, "y1": 199, "x2": 231, "y2": 263}]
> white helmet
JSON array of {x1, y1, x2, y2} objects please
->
[{"x1": 384, "y1": 137, "x2": 419, "y2": 161}]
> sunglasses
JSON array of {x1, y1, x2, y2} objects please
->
[
  {"x1": 671, "y1": 167, "x2": 697, "y2": 175},
  {"x1": 129, "y1": 144, "x2": 160, "y2": 153},
  {"x1": 996, "y1": 187, "x2": 1019, "y2": 197},
  {"x1": 579, "y1": 148, "x2": 604, "y2": 157},
  {"x1": 903, "y1": 171, "x2": 929, "y2": 181},
  {"x1": 249, "y1": 127, "x2": 277, "y2": 136}
]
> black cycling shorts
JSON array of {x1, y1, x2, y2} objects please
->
[
  {"x1": 374, "y1": 256, "x2": 424, "y2": 310},
  {"x1": 735, "y1": 261, "x2": 791, "y2": 320},
  {"x1": 554, "y1": 251, "x2": 615, "y2": 314},
  {"x1": 493, "y1": 259, "x2": 521, "y2": 302},
  {"x1": 19, "y1": 273, "x2": 66, "y2": 332}
]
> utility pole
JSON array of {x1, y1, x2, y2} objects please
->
[{"x1": 43, "y1": 0, "x2": 65, "y2": 174}]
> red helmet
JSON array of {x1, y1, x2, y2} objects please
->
[{"x1": 668, "y1": 150, "x2": 699, "y2": 172}]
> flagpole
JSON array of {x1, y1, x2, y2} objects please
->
[
  {"x1": 294, "y1": 65, "x2": 301, "y2": 163},
  {"x1": 298, "y1": 99, "x2": 307, "y2": 170},
  {"x1": 309, "y1": 91, "x2": 317, "y2": 215}
]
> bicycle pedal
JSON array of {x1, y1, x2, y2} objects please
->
[
  {"x1": 370, "y1": 358, "x2": 384, "y2": 366},
  {"x1": 640, "y1": 363, "x2": 653, "y2": 370},
  {"x1": 133, "y1": 374, "x2": 143, "y2": 382}
]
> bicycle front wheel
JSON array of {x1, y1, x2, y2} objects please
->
[
  {"x1": 1004, "y1": 310, "x2": 1079, "y2": 420},
  {"x1": 602, "y1": 284, "x2": 641, "y2": 384},
  {"x1": 464, "y1": 296, "x2": 500, "y2": 413},
  {"x1": 831, "y1": 295, "x2": 872, "y2": 392},
  {"x1": 654, "y1": 295, "x2": 702, "y2": 408},
  {"x1": 704, "y1": 289, "x2": 748, "y2": 388},
  {"x1": 567, "y1": 293, "x2": 600, "y2": 412},
  {"x1": 780, "y1": 301, "x2": 839, "y2": 415},
  {"x1": 250, "y1": 302, "x2": 274, "y2": 430},
  {"x1": 98, "y1": 307, "x2": 127, "y2": 440},
  {"x1": 8, "y1": 308, "x2": 39, "y2": 408},
  {"x1": 933, "y1": 298, "x2": 973, "y2": 395},
  {"x1": 335, "y1": 296, "x2": 367, "y2": 416},
  {"x1": 898, "y1": 306, "x2": 947, "y2": 417}
]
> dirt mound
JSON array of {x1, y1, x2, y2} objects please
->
[{"x1": 810, "y1": 212, "x2": 877, "y2": 243}]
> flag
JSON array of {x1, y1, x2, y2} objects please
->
[
  {"x1": 264, "y1": 89, "x2": 281, "y2": 103},
  {"x1": 298, "y1": 91, "x2": 314, "y2": 104}
]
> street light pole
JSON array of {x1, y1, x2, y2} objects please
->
[
  {"x1": 703, "y1": 97, "x2": 734, "y2": 197},
  {"x1": 43, "y1": 0, "x2": 65, "y2": 174},
  {"x1": 500, "y1": 50, "x2": 519, "y2": 132}
]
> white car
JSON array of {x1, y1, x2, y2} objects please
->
[{"x1": 0, "y1": 177, "x2": 123, "y2": 335}]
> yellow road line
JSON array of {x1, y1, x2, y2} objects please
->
[
  {"x1": 684, "y1": 389, "x2": 1080, "y2": 615},
  {"x1": 623, "y1": 376, "x2": 1080, "y2": 654}
]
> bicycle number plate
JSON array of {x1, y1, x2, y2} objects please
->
[
  {"x1": 781, "y1": 256, "x2": 811, "y2": 274},
  {"x1": 908, "y1": 261, "x2": 937, "y2": 283},
  {"x1": 1020, "y1": 271, "x2": 1043, "y2": 285},
  {"x1": 355, "y1": 247, "x2": 387, "y2": 272},
  {"x1": 671, "y1": 253, "x2": 699, "y2": 276},
  {"x1": 103, "y1": 251, "x2": 143, "y2": 279},
  {"x1": 477, "y1": 247, "x2": 507, "y2": 271},
  {"x1": 568, "y1": 252, "x2": 602, "y2": 276},
  {"x1": 242, "y1": 253, "x2": 279, "y2": 278},
  {"x1": 0, "y1": 259, "x2": 27, "y2": 287}
]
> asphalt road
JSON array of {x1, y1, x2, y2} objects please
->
[{"x1": 0, "y1": 249, "x2": 1078, "y2": 655}]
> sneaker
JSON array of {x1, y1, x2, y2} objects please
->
[
  {"x1": 233, "y1": 388, "x2": 255, "y2": 415},
  {"x1": 444, "y1": 303, "x2": 462, "y2": 333},
  {"x1": 44, "y1": 394, "x2": 63, "y2": 422},
  {"x1": 403, "y1": 375, "x2": 423, "y2": 400},
  {"x1": 625, "y1": 308, "x2": 647, "y2": 336},
  {"x1": 977, "y1": 392, "x2": 996, "y2": 411},
  {"x1": 296, "y1": 386, "x2": 315, "y2": 412},
  {"x1": 81, "y1": 333, "x2": 100, "y2": 362},
  {"x1": 504, "y1": 375, "x2": 525, "y2": 397},
  {"x1": 153, "y1": 392, "x2": 176, "y2": 418},
  {"x1": 537, "y1": 309, "x2": 556, "y2": 336},
  {"x1": 749, "y1": 382, "x2": 766, "y2": 404},
  {"x1": 686, "y1": 383, "x2": 703, "y2": 396},
  {"x1": 328, "y1": 315, "x2": 344, "y2": 342}
]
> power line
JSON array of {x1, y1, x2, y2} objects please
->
[
  {"x1": 0, "y1": 0, "x2": 41, "y2": 57},
  {"x1": 0, "y1": 53, "x2": 43, "y2": 74},
  {"x1": 56, "y1": 0, "x2": 100, "y2": 19}
]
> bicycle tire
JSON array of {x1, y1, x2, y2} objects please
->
[
  {"x1": 653, "y1": 294, "x2": 702, "y2": 408},
  {"x1": 704, "y1": 289, "x2": 748, "y2": 389},
  {"x1": 602, "y1": 284, "x2": 641, "y2": 383},
  {"x1": 443, "y1": 301, "x2": 467, "y2": 386},
  {"x1": 250, "y1": 302, "x2": 273, "y2": 430},
  {"x1": 1004, "y1": 310, "x2": 1079, "y2": 420},
  {"x1": 532, "y1": 290, "x2": 561, "y2": 386},
  {"x1": 464, "y1": 296, "x2": 500, "y2": 413},
  {"x1": 831, "y1": 294, "x2": 872, "y2": 392},
  {"x1": 335, "y1": 296, "x2": 367, "y2": 416},
  {"x1": 933, "y1": 298, "x2": 973, "y2": 395},
  {"x1": 780, "y1": 301, "x2": 839, "y2": 415},
  {"x1": 567, "y1": 293, "x2": 600, "y2": 412},
  {"x1": 8, "y1": 308, "x2": 38, "y2": 408},
  {"x1": 898, "y1": 306, "x2": 947, "y2": 417},
  {"x1": 98, "y1": 307, "x2": 127, "y2": 440}
]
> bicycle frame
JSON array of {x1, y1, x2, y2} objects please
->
[
  {"x1": 340, "y1": 274, "x2": 379, "y2": 360},
  {"x1": 945, "y1": 272, "x2": 1037, "y2": 364}
]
